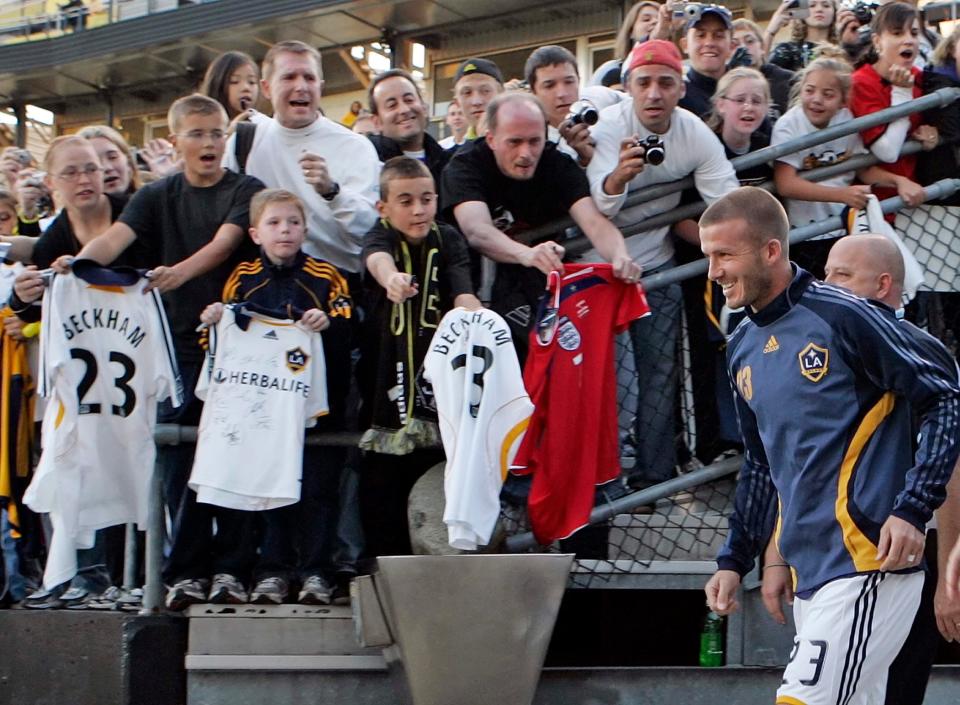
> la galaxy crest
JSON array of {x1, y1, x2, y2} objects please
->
[
  {"x1": 798, "y1": 342, "x2": 828, "y2": 383},
  {"x1": 286, "y1": 347, "x2": 309, "y2": 374}
]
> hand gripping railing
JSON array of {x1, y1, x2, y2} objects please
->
[
  {"x1": 502, "y1": 178, "x2": 960, "y2": 554},
  {"x1": 517, "y1": 87, "x2": 960, "y2": 247}
]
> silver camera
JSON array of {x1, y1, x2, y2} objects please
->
[{"x1": 565, "y1": 99, "x2": 599, "y2": 126}]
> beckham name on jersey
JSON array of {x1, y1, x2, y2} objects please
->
[
  {"x1": 211, "y1": 367, "x2": 311, "y2": 397},
  {"x1": 430, "y1": 310, "x2": 511, "y2": 354},
  {"x1": 60, "y1": 307, "x2": 149, "y2": 349}
]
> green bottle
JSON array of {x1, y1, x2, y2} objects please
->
[{"x1": 699, "y1": 611, "x2": 724, "y2": 667}]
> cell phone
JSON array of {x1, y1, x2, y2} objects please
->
[{"x1": 409, "y1": 275, "x2": 419, "y2": 288}]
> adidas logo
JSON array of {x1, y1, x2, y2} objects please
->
[
  {"x1": 263, "y1": 330, "x2": 279, "y2": 340},
  {"x1": 763, "y1": 335, "x2": 779, "y2": 354}
]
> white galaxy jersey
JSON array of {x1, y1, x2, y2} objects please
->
[
  {"x1": 189, "y1": 306, "x2": 328, "y2": 511},
  {"x1": 423, "y1": 308, "x2": 532, "y2": 551},
  {"x1": 26, "y1": 263, "x2": 181, "y2": 588}
]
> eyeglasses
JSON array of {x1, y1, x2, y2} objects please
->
[
  {"x1": 720, "y1": 95, "x2": 767, "y2": 107},
  {"x1": 55, "y1": 165, "x2": 102, "y2": 181},
  {"x1": 179, "y1": 129, "x2": 226, "y2": 141}
]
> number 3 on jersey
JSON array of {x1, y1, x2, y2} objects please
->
[
  {"x1": 70, "y1": 347, "x2": 137, "y2": 417},
  {"x1": 451, "y1": 344, "x2": 493, "y2": 418}
]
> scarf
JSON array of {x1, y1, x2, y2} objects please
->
[{"x1": 360, "y1": 221, "x2": 443, "y2": 455}]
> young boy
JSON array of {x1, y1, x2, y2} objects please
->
[
  {"x1": 60, "y1": 93, "x2": 266, "y2": 610},
  {"x1": 198, "y1": 188, "x2": 353, "y2": 605},
  {"x1": 358, "y1": 156, "x2": 480, "y2": 560}
]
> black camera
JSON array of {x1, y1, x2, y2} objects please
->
[
  {"x1": 565, "y1": 99, "x2": 599, "y2": 126},
  {"x1": 842, "y1": 0, "x2": 878, "y2": 25},
  {"x1": 637, "y1": 135, "x2": 665, "y2": 166}
]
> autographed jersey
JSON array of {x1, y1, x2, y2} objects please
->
[
  {"x1": 423, "y1": 308, "x2": 532, "y2": 551},
  {"x1": 514, "y1": 264, "x2": 650, "y2": 545},
  {"x1": 189, "y1": 306, "x2": 328, "y2": 511},
  {"x1": 26, "y1": 262, "x2": 182, "y2": 588}
]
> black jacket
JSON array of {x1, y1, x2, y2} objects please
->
[{"x1": 367, "y1": 132, "x2": 451, "y2": 197}]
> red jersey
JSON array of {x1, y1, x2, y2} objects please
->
[
  {"x1": 850, "y1": 63, "x2": 923, "y2": 201},
  {"x1": 513, "y1": 264, "x2": 650, "y2": 545}
]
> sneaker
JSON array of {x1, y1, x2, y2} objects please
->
[
  {"x1": 208, "y1": 574, "x2": 247, "y2": 604},
  {"x1": 23, "y1": 585, "x2": 65, "y2": 610},
  {"x1": 165, "y1": 578, "x2": 208, "y2": 611},
  {"x1": 87, "y1": 586, "x2": 124, "y2": 610},
  {"x1": 298, "y1": 575, "x2": 333, "y2": 605},
  {"x1": 62, "y1": 586, "x2": 99, "y2": 610},
  {"x1": 115, "y1": 587, "x2": 143, "y2": 612},
  {"x1": 250, "y1": 576, "x2": 289, "y2": 605}
]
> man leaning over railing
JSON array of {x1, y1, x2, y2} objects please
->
[{"x1": 583, "y1": 39, "x2": 739, "y2": 494}]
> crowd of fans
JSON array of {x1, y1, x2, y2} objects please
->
[{"x1": 0, "y1": 0, "x2": 958, "y2": 627}]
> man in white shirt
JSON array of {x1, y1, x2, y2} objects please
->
[
  {"x1": 223, "y1": 40, "x2": 380, "y2": 276},
  {"x1": 585, "y1": 39, "x2": 738, "y2": 492}
]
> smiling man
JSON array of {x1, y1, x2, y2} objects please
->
[
  {"x1": 365, "y1": 69, "x2": 450, "y2": 205},
  {"x1": 441, "y1": 91, "x2": 640, "y2": 361},
  {"x1": 701, "y1": 187, "x2": 960, "y2": 705},
  {"x1": 223, "y1": 40, "x2": 380, "y2": 277},
  {"x1": 679, "y1": 5, "x2": 736, "y2": 117}
]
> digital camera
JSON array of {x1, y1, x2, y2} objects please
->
[
  {"x1": 673, "y1": 3, "x2": 706, "y2": 23},
  {"x1": 565, "y1": 99, "x2": 599, "y2": 127},
  {"x1": 841, "y1": 0, "x2": 879, "y2": 25},
  {"x1": 637, "y1": 135, "x2": 666, "y2": 166}
]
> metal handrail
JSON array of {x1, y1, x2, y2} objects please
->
[
  {"x1": 518, "y1": 87, "x2": 960, "y2": 245},
  {"x1": 640, "y1": 177, "x2": 960, "y2": 292},
  {"x1": 563, "y1": 140, "x2": 926, "y2": 258},
  {"x1": 504, "y1": 455, "x2": 743, "y2": 553}
]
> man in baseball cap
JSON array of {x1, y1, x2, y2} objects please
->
[
  {"x1": 583, "y1": 36, "x2": 738, "y2": 495},
  {"x1": 452, "y1": 57, "x2": 504, "y2": 141},
  {"x1": 679, "y1": 4, "x2": 735, "y2": 115}
]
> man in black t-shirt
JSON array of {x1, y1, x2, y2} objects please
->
[{"x1": 441, "y1": 92, "x2": 640, "y2": 361}]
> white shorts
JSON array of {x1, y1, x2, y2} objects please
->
[{"x1": 776, "y1": 571, "x2": 923, "y2": 705}]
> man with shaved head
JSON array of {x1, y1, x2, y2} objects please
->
[
  {"x1": 441, "y1": 91, "x2": 641, "y2": 360},
  {"x1": 702, "y1": 188, "x2": 960, "y2": 705},
  {"x1": 824, "y1": 234, "x2": 905, "y2": 309},
  {"x1": 826, "y1": 233, "x2": 960, "y2": 705}
]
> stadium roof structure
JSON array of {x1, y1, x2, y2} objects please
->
[{"x1": 0, "y1": 0, "x2": 631, "y2": 109}]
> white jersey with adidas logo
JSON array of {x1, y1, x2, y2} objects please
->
[
  {"x1": 26, "y1": 263, "x2": 182, "y2": 589},
  {"x1": 189, "y1": 306, "x2": 328, "y2": 511},
  {"x1": 423, "y1": 308, "x2": 532, "y2": 551}
]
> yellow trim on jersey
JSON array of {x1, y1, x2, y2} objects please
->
[
  {"x1": 704, "y1": 279, "x2": 722, "y2": 333},
  {"x1": 222, "y1": 260, "x2": 263, "y2": 302},
  {"x1": 54, "y1": 401, "x2": 65, "y2": 429},
  {"x1": 500, "y1": 417, "x2": 530, "y2": 481},
  {"x1": 86, "y1": 284, "x2": 125, "y2": 293},
  {"x1": 776, "y1": 697, "x2": 809, "y2": 705},
  {"x1": 836, "y1": 392, "x2": 895, "y2": 572}
]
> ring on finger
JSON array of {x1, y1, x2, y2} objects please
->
[{"x1": 907, "y1": 554, "x2": 917, "y2": 562}]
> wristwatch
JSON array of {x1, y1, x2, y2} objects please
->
[{"x1": 321, "y1": 181, "x2": 340, "y2": 201}]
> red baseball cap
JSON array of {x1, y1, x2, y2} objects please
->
[{"x1": 624, "y1": 40, "x2": 684, "y2": 78}]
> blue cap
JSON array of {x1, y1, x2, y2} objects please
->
[{"x1": 685, "y1": 5, "x2": 733, "y2": 32}]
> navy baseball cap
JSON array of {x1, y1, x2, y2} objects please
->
[
  {"x1": 454, "y1": 58, "x2": 504, "y2": 85},
  {"x1": 686, "y1": 5, "x2": 733, "y2": 32}
]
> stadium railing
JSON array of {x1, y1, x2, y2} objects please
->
[{"x1": 135, "y1": 87, "x2": 960, "y2": 610}]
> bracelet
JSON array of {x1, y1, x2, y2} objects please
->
[{"x1": 766, "y1": 562, "x2": 790, "y2": 568}]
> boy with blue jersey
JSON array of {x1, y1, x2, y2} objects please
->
[{"x1": 701, "y1": 188, "x2": 960, "y2": 705}]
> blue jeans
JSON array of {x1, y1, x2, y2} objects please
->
[
  {"x1": 1, "y1": 509, "x2": 25, "y2": 601},
  {"x1": 627, "y1": 264, "x2": 681, "y2": 487}
]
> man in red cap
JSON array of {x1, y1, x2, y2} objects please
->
[{"x1": 584, "y1": 38, "x2": 738, "y2": 494}]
